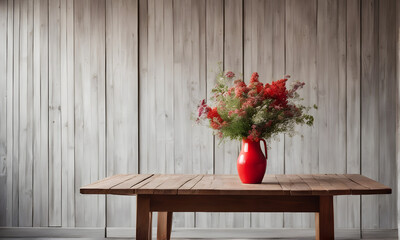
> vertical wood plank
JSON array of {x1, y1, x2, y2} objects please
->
[
  {"x1": 361, "y1": 0, "x2": 379, "y2": 229},
  {"x1": 359, "y1": 0, "x2": 398, "y2": 229},
  {"x1": 284, "y1": 0, "x2": 318, "y2": 228},
  {"x1": 377, "y1": 0, "x2": 397, "y2": 229},
  {"x1": 60, "y1": 0, "x2": 75, "y2": 227},
  {"x1": 139, "y1": 0, "x2": 175, "y2": 228},
  {"x1": 12, "y1": 0, "x2": 19, "y2": 227},
  {"x1": 49, "y1": 0, "x2": 62, "y2": 226},
  {"x1": 18, "y1": 0, "x2": 34, "y2": 227},
  {"x1": 316, "y1": 0, "x2": 350, "y2": 229},
  {"x1": 346, "y1": 0, "x2": 361, "y2": 231},
  {"x1": 140, "y1": 0, "x2": 174, "y2": 174},
  {"x1": 243, "y1": 0, "x2": 285, "y2": 229},
  {"x1": 345, "y1": 0, "x2": 361, "y2": 231},
  {"x1": 196, "y1": 0, "x2": 223, "y2": 228},
  {"x1": 32, "y1": 0, "x2": 49, "y2": 227},
  {"x1": 397, "y1": 0, "x2": 400, "y2": 235},
  {"x1": 213, "y1": 0, "x2": 249, "y2": 228},
  {"x1": 6, "y1": 0, "x2": 13, "y2": 226},
  {"x1": 0, "y1": 0, "x2": 8, "y2": 226},
  {"x1": 74, "y1": 0, "x2": 106, "y2": 227},
  {"x1": 106, "y1": 0, "x2": 138, "y2": 228},
  {"x1": 172, "y1": 0, "x2": 209, "y2": 228}
]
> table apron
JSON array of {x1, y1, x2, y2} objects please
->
[{"x1": 146, "y1": 194, "x2": 320, "y2": 212}]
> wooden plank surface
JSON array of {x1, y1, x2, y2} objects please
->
[
  {"x1": 196, "y1": 0, "x2": 223, "y2": 229},
  {"x1": 316, "y1": 0, "x2": 348, "y2": 229},
  {"x1": 361, "y1": 0, "x2": 397, "y2": 230},
  {"x1": 49, "y1": 0, "x2": 62, "y2": 227},
  {"x1": 32, "y1": 0, "x2": 49, "y2": 228},
  {"x1": 12, "y1": 0, "x2": 20, "y2": 226},
  {"x1": 284, "y1": 0, "x2": 318, "y2": 229},
  {"x1": 59, "y1": 0, "x2": 75, "y2": 228},
  {"x1": 172, "y1": 0, "x2": 209, "y2": 228},
  {"x1": 80, "y1": 174, "x2": 391, "y2": 196},
  {"x1": 376, "y1": 0, "x2": 397, "y2": 229},
  {"x1": 345, "y1": 0, "x2": 361, "y2": 231},
  {"x1": 18, "y1": 0, "x2": 34, "y2": 227},
  {"x1": 0, "y1": 0, "x2": 8, "y2": 227},
  {"x1": 6, "y1": 0, "x2": 14, "y2": 227},
  {"x1": 74, "y1": 0, "x2": 106, "y2": 227},
  {"x1": 1, "y1": 0, "x2": 398, "y2": 231},
  {"x1": 106, "y1": 0, "x2": 139, "y2": 228},
  {"x1": 243, "y1": 0, "x2": 286, "y2": 229}
]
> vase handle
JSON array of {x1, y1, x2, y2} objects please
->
[{"x1": 260, "y1": 139, "x2": 267, "y2": 159}]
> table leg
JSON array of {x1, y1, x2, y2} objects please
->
[
  {"x1": 136, "y1": 195, "x2": 152, "y2": 239},
  {"x1": 315, "y1": 196, "x2": 334, "y2": 240},
  {"x1": 157, "y1": 212, "x2": 173, "y2": 240}
]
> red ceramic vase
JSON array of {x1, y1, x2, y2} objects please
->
[{"x1": 237, "y1": 138, "x2": 267, "y2": 184}]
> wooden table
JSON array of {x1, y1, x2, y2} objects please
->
[{"x1": 80, "y1": 174, "x2": 391, "y2": 240}]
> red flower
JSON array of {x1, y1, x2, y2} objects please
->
[
  {"x1": 249, "y1": 72, "x2": 259, "y2": 83},
  {"x1": 207, "y1": 107, "x2": 224, "y2": 130},
  {"x1": 263, "y1": 79, "x2": 288, "y2": 108}
]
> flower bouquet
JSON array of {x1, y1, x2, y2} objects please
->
[{"x1": 196, "y1": 69, "x2": 316, "y2": 183}]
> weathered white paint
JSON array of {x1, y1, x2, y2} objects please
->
[
  {"x1": 32, "y1": 0, "x2": 49, "y2": 228},
  {"x1": 361, "y1": 0, "x2": 398, "y2": 230},
  {"x1": 106, "y1": 0, "x2": 139, "y2": 228},
  {"x1": 284, "y1": 0, "x2": 318, "y2": 228},
  {"x1": 74, "y1": 0, "x2": 106, "y2": 227},
  {"x1": 0, "y1": 0, "x2": 8, "y2": 226},
  {"x1": 0, "y1": 0, "x2": 397, "y2": 232}
]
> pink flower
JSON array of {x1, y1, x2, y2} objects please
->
[
  {"x1": 225, "y1": 71, "x2": 235, "y2": 79},
  {"x1": 248, "y1": 125, "x2": 260, "y2": 141}
]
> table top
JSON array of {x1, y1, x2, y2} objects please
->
[{"x1": 80, "y1": 174, "x2": 391, "y2": 196}]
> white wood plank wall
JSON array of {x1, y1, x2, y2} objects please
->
[{"x1": 0, "y1": 0, "x2": 398, "y2": 232}]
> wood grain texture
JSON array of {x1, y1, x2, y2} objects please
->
[
  {"x1": 361, "y1": 0, "x2": 398, "y2": 229},
  {"x1": 345, "y1": 0, "x2": 361, "y2": 231},
  {"x1": 284, "y1": 0, "x2": 318, "y2": 229},
  {"x1": 12, "y1": 0, "x2": 20, "y2": 227},
  {"x1": 214, "y1": 0, "x2": 249, "y2": 228},
  {"x1": 18, "y1": 0, "x2": 34, "y2": 226},
  {"x1": 172, "y1": 0, "x2": 209, "y2": 228},
  {"x1": 106, "y1": 0, "x2": 138, "y2": 228},
  {"x1": 243, "y1": 0, "x2": 285, "y2": 229},
  {"x1": 0, "y1": 0, "x2": 398, "y2": 232},
  {"x1": 32, "y1": 0, "x2": 49, "y2": 227},
  {"x1": 377, "y1": 0, "x2": 397, "y2": 229},
  {"x1": 196, "y1": 0, "x2": 223, "y2": 229},
  {"x1": 49, "y1": 0, "x2": 62, "y2": 226},
  {"x1": 74, "y1": 0, "x2": 106, "y2": 227},
  {"x1": 316, "y1": 0, "x2": 347, "y2": 228},
  {"x1": 397, "y1": 0, "x2": 400, "y2": 234},
  {"x1": 5, "y1": 0, "x2": 13, "y2": 227},
  {"x1": 80, "y1": 174, "x2": 391, "y2": 196},
  {"x1": 0, "y1": 0, "x2": 8, "y2": 227},
  {"x1": 59, "y1": 0, "x2": 74, "y2": 228},
  {"x1": 139, "y1": 0, "x2": 174, "y2": 174}
]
